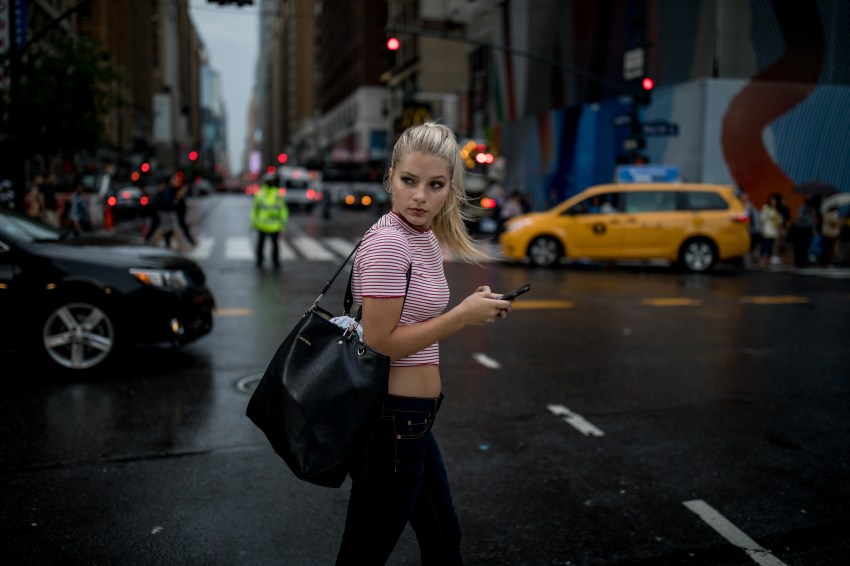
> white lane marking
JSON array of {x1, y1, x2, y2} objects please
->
[
  {"x1": 324, "y1": 237, "x2": 359, "y2": 257},
  {"x1": 292, "y1": 236, "x2": 336, "y2": 261},
  {"x1": 472, "y1": 353, "x2": 501, "y2": 369},
  {"x1": 279, "y1": 239, "x2": 296, "y2": 260},
  {"x1": 223, "y1": 236, "x2": 295, "y2": 261},
  {"x1": 683, "y1": 500, "x2": 788, "y2": 566},
  {"x1": 187, "y1": 235, "x2": 214, "y2": 261},
  {"x1": 225, "y1": 236, "x2": 254, "y2": 261},
  {"x1": 546, "y1": 404, "x2": 605, "y2": 436}
]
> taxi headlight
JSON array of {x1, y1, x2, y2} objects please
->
[
  {"x1": 130, "y1": 268, "x2": 189, "y2": 290},
  {"x1": 506, "y1": 218, "x2": 533, "y2": 232}
]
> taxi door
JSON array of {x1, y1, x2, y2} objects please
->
[
  {"x1": 618, "y1": 190, "x2": 682, "y2": 258},
  {"x1": 559, "y1": 192, "x2": 625, "y2": 259}
]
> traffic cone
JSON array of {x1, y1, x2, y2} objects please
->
[{"x1": 103, "y1": 205, "x2": 114, "y2": 230}]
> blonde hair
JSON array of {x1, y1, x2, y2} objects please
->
[{"x1": 385, "y1": 121, "x2": 487, "y2": 263}]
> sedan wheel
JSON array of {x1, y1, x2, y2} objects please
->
[
  {"x1": 42, "y1": 302, "x2": 116, "y2": 370},
  {"x1": 528, "y1": 236, "x2": 562, "y2": 267},
  {"x1": 680, "y1": 239, "x2": 716, "y2": 272}
]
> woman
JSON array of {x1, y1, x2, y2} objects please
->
[
  {"x1": 336, "y1": 122, "x2": 512, "y2": 565},
  {"x1": 759, "y1": 194, "x2": 783, "y2": 267}
]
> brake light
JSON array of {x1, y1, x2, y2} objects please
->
[
  {"x1": 729, "y1": 212, "x2": 749, "y2": 223},
  {"x1": 480, "y1": 197, "x2": 497, "y2": 209},
  {"x1": 306, "y1": 189, "x2": 317, "y2": 200},
  {"x1": 107, "y1": 196, "x2": 117, "y2": 207},
  {"x1": 278, "y1": 187, "x2": 287, "y2": 196},
  {"x1": 140, "y1": 196, "x2": 149, "y2": 206}
]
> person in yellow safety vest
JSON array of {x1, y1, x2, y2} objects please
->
[{"x1": 251, "y1": 173, "x2": 289, "y2": 269}]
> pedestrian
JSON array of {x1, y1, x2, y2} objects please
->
[
  {"x1": 336, "y1": 121, "x2": 513, "y2": 565},
  {"x1": 251, "y1": 173, "x2": 289, "y2": 268},
  {"x1": 40, "y1": 173, "x2": 60, "y2": 227},
  {"x1": 740, "y1": 190, "x2": 761, "y2": 265},
  {"x1": 759, "y1": 194, "x2": 783, "y2": 268},
  {"x1": 790, "y1": 195, "x2": 819, "y2": 267},
  {"x1": 820, "y1": 204, "x2": 842, "y2": 266},
  {"x1": 67, "y1": 182, "x2": 92, "y2": 232},
  {"x1": 24, "y1": 177, "x2": 45, "y2": 220},
  {"x1": 148, "y1": 174, "x2": 189, "y2": 253},
  {"x1": 164, "y1": 181, "x2": 195, "y2": 248}
]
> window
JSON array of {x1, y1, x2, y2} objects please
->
[
  {"x1": 623, "y1": 191, "x2": 676, "y2": 213},
  {"x1": 681, "y1": 191, "x2": 728, "y2": 211}
]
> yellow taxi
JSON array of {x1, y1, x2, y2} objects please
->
[{"x1": 498, "y1": 183, "x2": 750, "y2": 272}]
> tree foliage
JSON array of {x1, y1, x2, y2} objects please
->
[{"x1": 1, "y1": 33, "x2": 124, "y2": 163}]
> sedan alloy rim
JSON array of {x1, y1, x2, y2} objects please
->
[
  {"x1": 684, "y1": 242, "x2": 713, "y2": 271},
  {"x1": 43, "y1": 303, "x2": 115, "y2": 370},
  {"x1": 530, "y1": 238, "x2": 559, "y2": 267}
]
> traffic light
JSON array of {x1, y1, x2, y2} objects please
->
[
  {"x1": 636, "y1": 76, "x2": 653, "y2": 107},
  {"x1": 386, "y1": 37, "x2": 400, "y2": 51},
  {"x1": 384, "y1": 36, "x2": 400, "y2": 70},
  {"x1": 188, "y1": 150, "x2": 199, "y2": 162}
]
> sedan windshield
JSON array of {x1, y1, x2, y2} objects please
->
[{"x1": 0, "y1": 208, "x2": 63, "y2": 243}]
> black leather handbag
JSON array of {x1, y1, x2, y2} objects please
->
[{"x1": 246, "y1": 241, "x2": 409, "y2": 488}]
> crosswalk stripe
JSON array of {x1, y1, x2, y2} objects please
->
[
  {"x1": 185, "y1": 235, "x2": 499, "y2": 263},
  {"x1": 324, "y1": 237, "x2": 359, "y2": 257},
  {"x1": 188, "y1": 236, "x2": 215, "y2": 261},
  {"x1": 225, "y1": 236, "x2": 254, "y2": 261},
  {"x1": 292, "y1": 236, "x2": 337, "y2": 261}
]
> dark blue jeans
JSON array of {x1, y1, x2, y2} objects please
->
[{"x1": 336, "y1": 393, "x2": 463, "y2": 565}]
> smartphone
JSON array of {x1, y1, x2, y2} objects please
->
[{"x1": 500, "y1": 283, "x2": 531, "y2": 301}]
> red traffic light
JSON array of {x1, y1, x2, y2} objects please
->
[
  {"x1": 386, "y1": 37, "x2": 400, "y2": 51},
  {"x1": 641, "y1": 77, "x2": 654, "y2": 91},
  {"x1": 140, "y1": 162, "x2": 150, "y2": 173},
  {"x1": 278, "y1": 153, "x2": 288, "y2": 164},
  {"x1": 188, "y1": 150, "x2": 199, "y2": 161}
]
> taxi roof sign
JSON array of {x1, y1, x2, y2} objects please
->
[{"x1": 616, "y1": 165, "x2": 681, "y2": 183}]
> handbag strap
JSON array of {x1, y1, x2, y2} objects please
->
[{"x1": 310, "y1": 239, "x2": 361, "y2": 311}]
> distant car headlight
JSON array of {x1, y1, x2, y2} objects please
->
[
  {"x1": 506, "y1": 218, "x2": 533, "y2": 232},
  {"x1": 130, "y1": 268, "x2": 189, "y2": 290}
]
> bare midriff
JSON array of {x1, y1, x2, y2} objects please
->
[{"x1": 388, "y1": 365, "x2": 442, "y2": 398}]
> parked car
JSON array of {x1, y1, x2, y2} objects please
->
[
  {"x1": 498, "y1": 182, "x2": 750, "y2": 272},
  {"x1": 279, "y1": 166, "x2": 323, "y2": 212},
  {"x1": 105, "y1": 185, "x2": 152, "y2": 220},
  {"x1": 0, "y1": 206, "x2": 215, "y2": 374}
]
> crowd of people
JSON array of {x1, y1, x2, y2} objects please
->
[{"x1": 742, "y1": 190, "x2": 848, "y2": 269}]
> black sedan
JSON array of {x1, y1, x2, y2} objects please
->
[
  {"x1": 106, "y1": 185, "x2": 152, "y2": 220},
  {"x1": 0, "y1": 206, "x2": 215, "y2": 375}
]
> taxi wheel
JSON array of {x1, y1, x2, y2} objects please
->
[
  {"x1": 679, "y1": 238, "x2": 716, "y2": 272},
  {"x1": 528, "y1": 236, "x2": 562, "y2": 267}
]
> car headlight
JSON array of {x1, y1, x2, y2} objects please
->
[
  {"x1": 506, "y1": 218, "x2": 533, "y2": 232},
  {"x1": 130, "y1": 268, "x2": 189, "y2": 290}
]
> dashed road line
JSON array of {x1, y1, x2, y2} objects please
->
[
  {"x1": 683, "y1": 499, "x2": 788, "y2": 566},
  {"x1": 740, "y1": 295, "x2": 809, "y2": 305},
  {"x1": 546, "y1": 404, "x2": 605, "y2": 436},
  {"x1": 213, "y1": 307, "x2": 253, "y2": 317},
  {"x1": 472, "y1": 353, "x2": 501, "y2": 369},
  {"x1": 641, "y1": 297, "x2": 702, "y2": 307}
]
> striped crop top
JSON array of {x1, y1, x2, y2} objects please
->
[{"x1": 351, "y1": 211, "x2": 450, "y2": 366}]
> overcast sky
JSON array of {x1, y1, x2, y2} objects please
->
[{"x1": 189, "y1": 1, "x2": 259, "y2": 175}]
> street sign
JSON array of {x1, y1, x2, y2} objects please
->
[
  {"x1": 642, "y1": 120, "x2": 679, "y2": 136},
  {"x1": 622, "y1": 138, "x2": 645, "y2": 151},
  {"x1": 615, "y1": 165, "x2": 681, "y2": 183},
  {"x1": 613, "y1": 114, "x2": 633, "y2": 127},
  {"x1": 623, "y1": 48, "x2": 645, "y2": 80}
]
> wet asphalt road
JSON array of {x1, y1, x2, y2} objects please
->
[{"x1": 1, "y1": 194, "x2": 849, "y2": 565}]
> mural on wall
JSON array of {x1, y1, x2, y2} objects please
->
[
  {"x1": 721, "y1": 0, "x2": 825, "y2": 210},
  {"x1": 491, "y1": 0, "x2": 849, "y2": 214}
]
